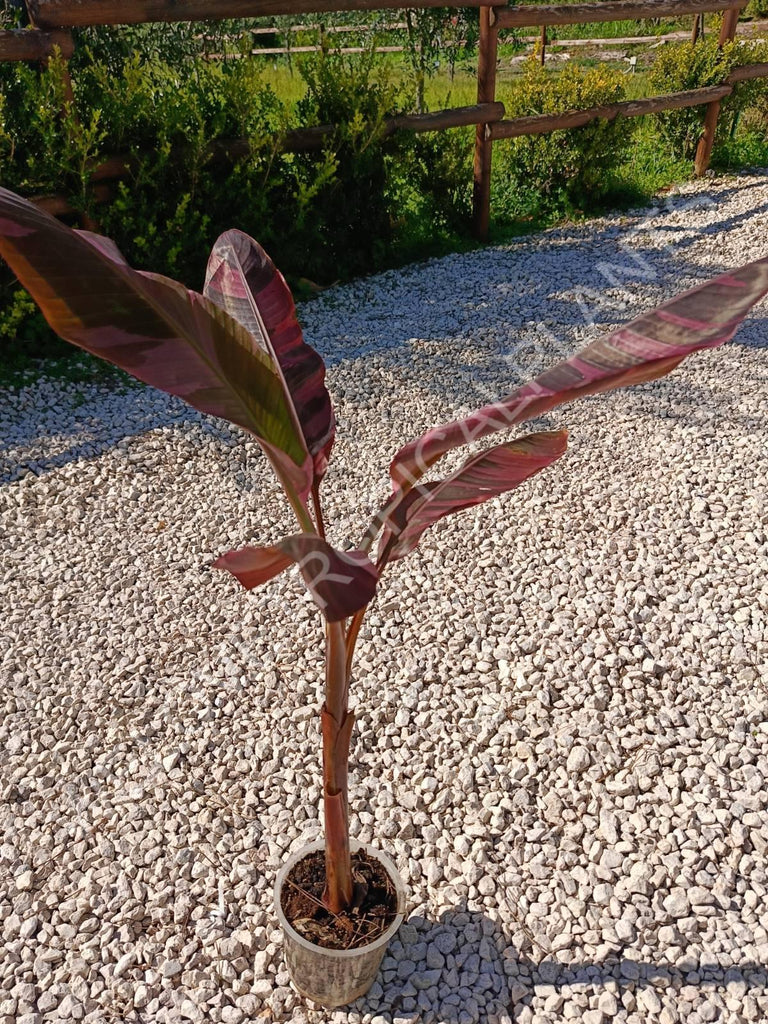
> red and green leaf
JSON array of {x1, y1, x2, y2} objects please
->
[
  {"x1": 0, "y1": 188, "x2": 313, "y2": 502},
  {"x1": 381, "y1": 430, "x2": 568, "y2": 560},
  {"x1": 214, "y1": 536, "x2": 378, "y2": 622},
  {"x1": 204, "y1": 230, "x2": 335, "y2": 481},
  {"x1": 390, "y1": 257, "x2": 768, "y2": 489}
]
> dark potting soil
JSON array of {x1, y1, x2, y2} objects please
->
[{"x1": 281, "y1": 849, "x2": 398, "y2": 950}]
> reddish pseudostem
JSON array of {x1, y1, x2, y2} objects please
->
[
  {"x1": 311, "y1": 480, "x2": 326, "y2": 540},
  {"x1": 322, "y1": 620, "x2": 354, "y2": 912}
]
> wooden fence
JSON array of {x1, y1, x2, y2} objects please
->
[{"x1": 3, "y1": 0, "x2": 768, "y2": 240}]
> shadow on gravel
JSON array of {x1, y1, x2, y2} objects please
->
[
  {"x1": 2, "y1": 181, "x2": 767, "y2": 481},
  {"x1": 344, "y1": 907, "x2": 767, "y2": 1023}
]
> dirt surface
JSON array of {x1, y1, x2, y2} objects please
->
[{"x1": 281, "y1": 849, "x2": 398, "y2": 951}]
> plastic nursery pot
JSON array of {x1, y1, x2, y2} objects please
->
[{"x1": 274, "y1": 838, "x2": 406, "y2": 1008}]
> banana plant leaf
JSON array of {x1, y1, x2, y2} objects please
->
[
  {"x1": 381, "y1": 430, "x2": 568, "y2": 561},
  {"x1": 390, "y1": 257, "x2": 768, "y2": 489},
  {"x1": 0, "y1": 188, "x2": 313, "y2": 503},
  {"x1": 214, "y1": 536, "x2": 378, "y2": 622},
  {"x1": 205, "y1": 230, "x2": 335, "y2": 482}
]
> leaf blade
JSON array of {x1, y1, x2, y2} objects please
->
[
  {"x1": 204, "y1": 230, "x2": 335, "y2": 479},
  {"x1": 214, "y1": 535, "x2": 378, "y2": 622},
  {"x1": 383, "y1": 430, "x2": 568, "y2": 560},
  {"x1": 390, "y1": 258, "x2": 768, "y2": 488},
  {"x1": 0, "y1": 188, "x2": 312, "y2": 499}
]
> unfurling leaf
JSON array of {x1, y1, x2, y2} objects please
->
[
  {"x1": 390, "y1": 257, "x2": 768, "y2": 488},
  {"x1": 205, "y1": 230, "x2": 335, "y2": 481},
  {"x1": 0, "y1": 188, "x2": 312, "y2": 503},
  {"x1": 381, "y1": 430, "x2": 568, "y2": 560},
  {"x1": 214, "y1": 536, "x2": 378, "y2": 622}
]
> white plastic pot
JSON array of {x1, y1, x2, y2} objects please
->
[{"x1": 274, "y1": 838, "x2": 406, "y2": 1008}]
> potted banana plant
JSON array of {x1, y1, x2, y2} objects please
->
[{"x1": 0, "y1": 186, "x2": 766, "y2": 1006}]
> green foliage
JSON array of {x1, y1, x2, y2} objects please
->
[
  {"x1": 401, "y1": 9, "x2": 479, "y2": 112},
  {"x1": 0, "y1": 52, "x2": 106, "y2": 203},
  {"x1": 0, "y1": 287, "x2": 63, "y2": 357},
  {"x1": 77, "y1": 56, "x2": 291, "y2": 285},
  {"x1": 493, "y1": 59, "x2": 634, "y2": 221},
  {"x1": 72, "y1": 19, "x2": 265, "y2": 71},
  {"x1": 291, "y1": 50, "x2": 411, "y2": 276},
  {"x1": 0, "y1": 44, "x2": 426, "y2": 368},
  {"x1": 407, "y1": 127, "x2": 474, "y2": 234},
  {"x1": 649, "y1": 38, "x2": 768, "y2": 159},
  {"x1": 746, "y1": 0, "x2": 768, "y2": 18},
  {"x1": 1, "y1": 14, "x2": 768, "y2": 381}
]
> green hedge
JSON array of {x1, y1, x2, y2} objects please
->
[
  {"x1": 493, "y1": 59, "x2": 636, "y2": 220},
  {"x1": 649, "y1": 38, "x2": 768, "y2": 159},
  {"x1": 1, "y1": 27, "x2": 768, "y2": 375},
  {"x1": 0, "y1": 47, "x2": 473, "y2": 364}
]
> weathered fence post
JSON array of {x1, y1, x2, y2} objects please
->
[
  {"x1": 694, "y1": 3, "x2": 742, "y2": 174},
  {"x1": 472, "y1": 5, "x2": 498, "y2": 242},
  {"x1": 691, "y1": 11, "x2": 703, "y2": 42},
  {"x1": 540, "y1": 24, "x2": 547, "y2": 64}
]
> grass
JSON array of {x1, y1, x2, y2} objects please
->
[
  {"x1": 254, "y1": 50, "x2": 694, "y2": 114},
  {"x1": 548, "y1": 17, "x2": 691, "y2": 41}
]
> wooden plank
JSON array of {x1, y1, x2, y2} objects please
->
[
  {"x1": 496, "y1": 0, "x2": 745, "y2": 30},
  {"x1": 280, "y1": 104, "x2": 505, "y2": 148},
  {"x1": 31, "y1": 185, "x2": 111, "y2": 217},
  {"x1": 210, "y1": 44, "x2": 407, "y2": 55},
  {"x1": 28, "y1": 0, "x2": 485, "y2": 29},
  {"x1": 0, "y1": 28, "x2": 73, "y2": 60},
  {"x1": 728, "y1": 61, "x2": 768, "y2": 82},
  {"x1": 389, "y1": 102, "x2": 505, "y2": 134},
  {"x1": 88, "y1": 104, "x2": 505, "y2": 180},
  {"x1": 695, "y1": 5, "x2": 741, "y2": 175},
  {"x1": 490, "y1": 85, "x2": 733, "y2": 140},
  {"x1": 473, "y1": 7, "x2": 498, "y2": 243},
  {"x1": 244, "y1": 20, "x2": 409, "y2": 32}
]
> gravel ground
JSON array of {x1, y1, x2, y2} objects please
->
[{"x1": 1, "y1": 171, "x2": 768, "y2": 1024}]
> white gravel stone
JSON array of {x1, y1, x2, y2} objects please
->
[
  {"x1": 2, "y1": 172, "x2": 768, "y2": 1023},
  {"x1": 14, "y1": 870, "x2": 33, "y2": 892},
  {"x1": 566, "y1": 746, "x2": 591, "y2": 773},
  {"x1": 663, "y1": 891, "x2": 691, "y2": 919}
]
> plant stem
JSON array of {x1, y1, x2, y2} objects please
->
[
  {"x1": 344, "y1": 605, "x2": 368, "y2": 680},
  {"x1": 321, "y1": 619, "x2": 354, "y2": 913},
  {"x1": 311, "y1": 480, "x2": 326, "y2": 540}
]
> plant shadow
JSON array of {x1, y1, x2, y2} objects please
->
[{"x1": 336, "y1": 905, "x2": 767, "y2": 1022}]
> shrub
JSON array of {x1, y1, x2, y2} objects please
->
[
  {"x1": 0, "y1": 52, "x2": 106, "y2": 202},
  {"x1": 404, "y1": 126, "x2": 474, "y2": 234},
  {"x1": 0, "y1": 52, "x2": 297, "y2": 363},
  {"x1": 492, "y1": 58, "x2": 634, "y2": 221},
  {"x1": 746, "y1": 0, "x2": 768, "y2": 18},
  {"x1": 76, "y1": 55, "x2": 291, "y2": 285},
  {"x1": 289, "y1": 49, "x2": 413, "y2": 277},
  {"x1": 649, "y1": 38, "x2": 768, "y2": 159},
  {"x1": 0, "y1": 45, "x2": 424, "y2": 367}
]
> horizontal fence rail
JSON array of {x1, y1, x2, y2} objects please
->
[
  {"x1": 26, "y1": 0, "x2": 484, "y2": 28},
  {"x1": 210, "y1": 44, "x2": 409, "y2": 54},
  {"x1": 0, "y1": 27, "x2": 72, "y2": 59},
  {"x1": 7, "y1": 0, "x2": 768, "y2": 242},
  {"x1": 495, "y1": 0, "x2": 746, "y2": 30},
  {"x1": 729, "y1": 60, "x2": 768, "y2": 79},
  {"x1": 489, "y1": 84, "x2": 733, "y2": 139}
]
